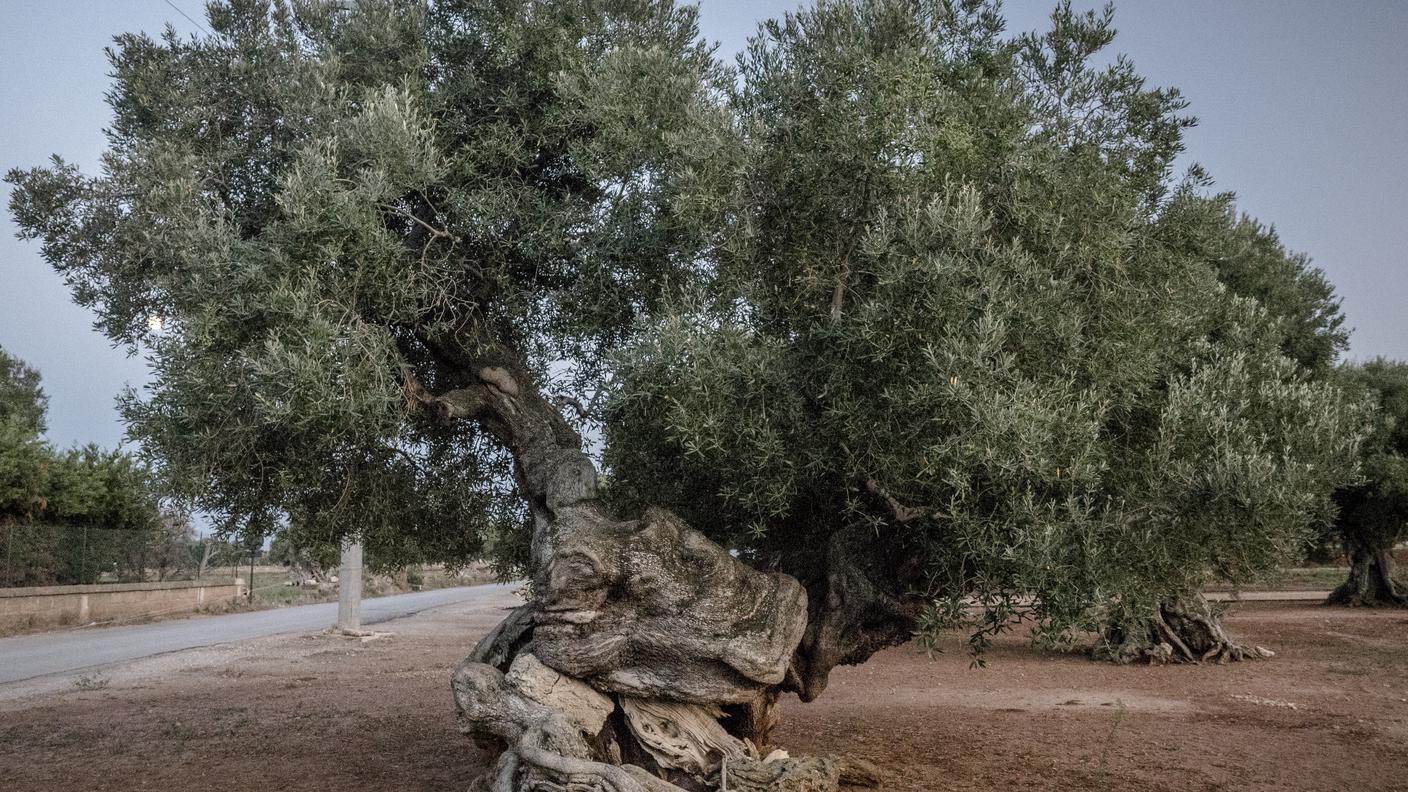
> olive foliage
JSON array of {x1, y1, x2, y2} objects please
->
[
  {"x1": 603, "y1": 0, "x2": 1364, "y2": 650},
  {"x1": 7, "y1": 0, "x2": 725, "y2": 571},
  {"x1": 1327, "y1": 359, "x2": 1408, "y2": 606}
]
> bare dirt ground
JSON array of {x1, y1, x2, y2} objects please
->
[{"x1": 1, "y1": 591, "x2": 1405, "y2": 792}]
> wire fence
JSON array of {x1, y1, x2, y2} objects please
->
[{"x1": 0, "y1": 521, "x2": 241, "y2": 589}]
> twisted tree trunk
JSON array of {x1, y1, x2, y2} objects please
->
[
  {"x1": 1327, "y1": 537, "x2": 1407, "y2": 608},
  {"x1": 413, "y1": 347, "x2": 894, "y2": 791}
]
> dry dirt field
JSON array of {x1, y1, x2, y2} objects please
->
[{"x1": 1, "y1": 591, "x2": 1405, "y2": 792}]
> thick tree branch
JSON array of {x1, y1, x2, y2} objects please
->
[
  {"x1": 858, "y1": 473, "x2": 928, "y2": 525},
  {"x1": 828, "y1": 260, "x2": 849, "y2": 324},
  {"x1": 400, "y1": 349, "x2": 596, "y2": 517},
  {"x1": 552, "y1": 394, "x2": 590, "y2": 420}
]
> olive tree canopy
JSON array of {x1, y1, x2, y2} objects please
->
[
  {"x1": 1327, "y1": 359, "x2": 1408, "y2": 607},
  {"x1": 9, "y1": 0, "x2": 724, "y2": 571},
  {"x1": 603, "y1": 0, "x2": 1363, "y2": 664}
]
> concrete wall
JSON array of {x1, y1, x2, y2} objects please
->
[{"x1": 0, "y1": 579, "x2": 244, "y2": 633}]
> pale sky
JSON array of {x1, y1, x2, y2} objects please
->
[{"x1": 2, "y1": 0, "x2": 1405, "y2": 450}]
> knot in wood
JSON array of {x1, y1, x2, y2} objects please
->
[{"x1": 478, "y1": 366, "x2": 521, "y2": 397}]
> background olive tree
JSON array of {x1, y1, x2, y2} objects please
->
[{"x1": 1326, "y1": 359, "x2": 1408, "y2": 606}]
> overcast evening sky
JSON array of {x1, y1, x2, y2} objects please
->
[{"x1": 1, "y1": 1, "x2": 1405, "y2": 451}]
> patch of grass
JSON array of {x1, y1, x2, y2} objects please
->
[
  {"x1": 247, "y1": 564, "x2": 500, "y2": 608},
  {"x1": 1094, "y1": 698, "x2": 1127, "y2": 789},
  {"x1": 251, "y1": 572, "x2": 332, "y2": 607},
  {"x1": 161, "y1": 720, "x2": 192, "y2": 752},
  {"x1": 72, "y1": 673, "x2": 109, "y2": 691},
  {"x1": 213, "y1": 706, "x2": 251, "y2": 734},
  {"x1": 418, "y1": 565, "x2": 500, "y2": 589},
  {"x1": 1237, "y1": 566, "x2": 1349, "y2": 592}
]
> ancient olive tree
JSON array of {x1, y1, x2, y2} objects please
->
[
  {"x1": 604, "y1": 0, "x2": 1363, "y2": 668},
  {"x1": 1168, "y1": 188, "x2": 1407, "y2": 613},
  {"x1": 4, "y1": 0, "x2": 1364, "y2": 789},
  {"x1": 1326, "y1": 360, "x2": 1408, "y2": 607},
  {"x1": 1125, "y1": 188, "x2": 1360, "y2": 655}
]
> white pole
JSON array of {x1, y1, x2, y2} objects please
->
[{"x1": 336, "y1": 540, "x2": 363, "y2": 633}]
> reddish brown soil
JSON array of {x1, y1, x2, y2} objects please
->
[{"x1": 1, "y1": 596, "x2": 1405, "y2": 791}]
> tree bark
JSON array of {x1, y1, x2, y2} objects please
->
[
  {"x1": 197, "y1": 540, "x2": 215, "y2": 580},
  {"x1": 336, "y1": 541, "x2": 363, "y2": 634},
  {"x1": 415, "y1": 347, "x2": 890, "y2": 791},
  {"x1": 1327, "y1": 538, "x2": 1407, "y2": 608}
]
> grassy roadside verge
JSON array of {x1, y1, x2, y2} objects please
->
[{"x1": 246, "y1": 565, "x2": 501, "y2": 608}]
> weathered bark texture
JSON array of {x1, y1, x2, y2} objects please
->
[
  {"x1": 1100, "y1": 593, "x2": 1274, "y2": 665},
  {"x1": 1326, "y1": 538, "x2": 1407, "y2": 608},
  {"x1": 415, "y1": 355, "x2": 891, "y2": 791},
  {"x1": 773, "y1": 526, "x2": 929, "y2": 702}
]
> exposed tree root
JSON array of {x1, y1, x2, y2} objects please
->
[
  {"x1": 1099, "y1": 593, "x2": 1274, "y2": 665},
  {"x1": 455, "y1": 648, "x2": 883, "y2": 792},
  {"x1": 722, "y1": 754, "x2": 883, "y2": 792}
]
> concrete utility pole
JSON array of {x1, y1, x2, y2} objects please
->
[{"x1": 335, "y1": 540, "x2": 363, "y2": 633}]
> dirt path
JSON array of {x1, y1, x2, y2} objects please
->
[{"x1": 1, "y1": 594, "x2": 1404, "y2": 791}]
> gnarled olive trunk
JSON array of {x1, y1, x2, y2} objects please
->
[
  {"x1": 417, "y1": 354, "x2": 893, "y2": 791},
  {"x1": 1100, "y1": 593, "x2": 1273, "y2": 665},
  {"x1": 1327, "y1": 537, "x2": 1407, "y2": 607}
]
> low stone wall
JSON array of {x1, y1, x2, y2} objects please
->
[{"x1": 0, "y1": 579, "x2": 245, "y2": 633}]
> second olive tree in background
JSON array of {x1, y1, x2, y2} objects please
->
[{"x1": 1326, "y1": 360, "x2": 1408, "y2": 607}]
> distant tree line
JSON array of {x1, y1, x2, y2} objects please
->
[{"x1": 0, "y1": 345, "x2": 237, "y2": 586}]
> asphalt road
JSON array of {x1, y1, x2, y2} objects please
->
[
  {"x1": 0, "y1": 583, "x2": 517, "y2": 685},
  {"x1": 0, "y1": 585, "x2": 1326, "y2": 688}
]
